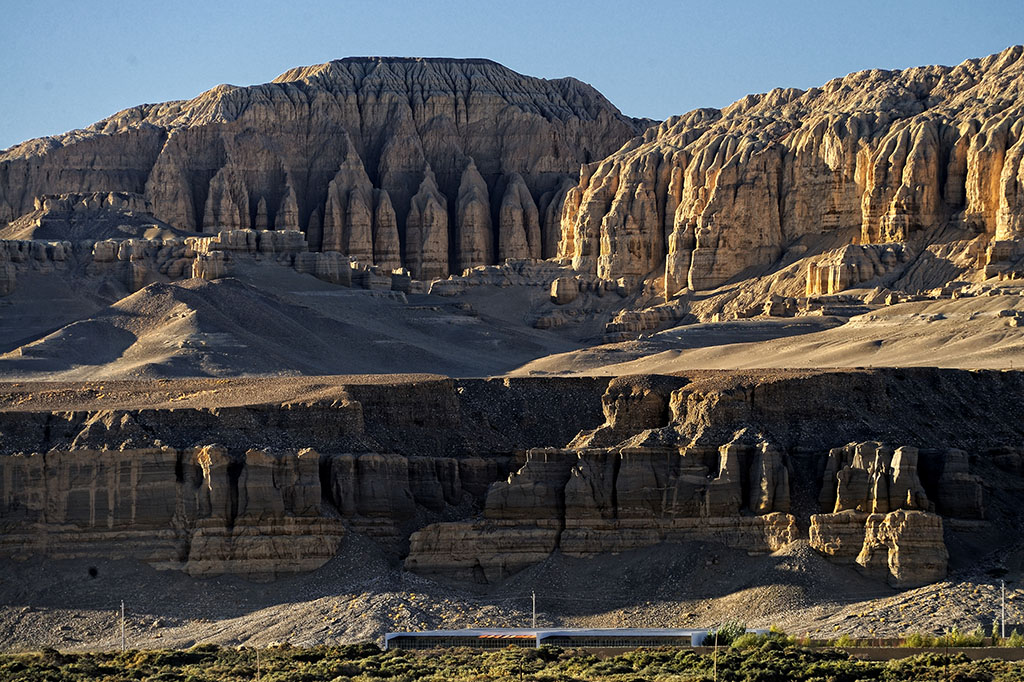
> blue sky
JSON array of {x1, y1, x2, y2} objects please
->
[{"x1": 1, "y1": 0, "x2": 1021, "y2": 150}]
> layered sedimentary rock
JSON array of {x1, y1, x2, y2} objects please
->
[
  {"x1": 933, "y1": 448, "x2": 985, "y2": 519},
  {"x1": 0, "y1": 443, "x2": 517, "y2": 577},
  {"x1": 0, "y1": 226, "x2": 418, "y2": 297},
  {"x1": 405, "y1": 168, "x2": 450, "y2": 280},
  {"x1": 405, "y1": 521, "x2": 562, "y2": 583},
  {"x1": 809, "y1": 510, "x2": 870, "y2": 561},
  {"x1": 407, "y1": 376, "x2": 799, "y2": 581},
  {"x1": 809, "y1": 439, "x2": 981, "y2": 586},
  {"x1": 749, "y1": 442, "x2": 791, "y2": 514},
  {"x1": 372, "y1": 190, "x2": 402, "y2": 271},
  {"x1": 407, "y1": 442, "x2": 798, "y2": 581},
  {"x1": 0, "y1": 191, "x2": 193, "y2": 242},
  {"x1": 455, "y1": 159, "x2": 493, "y2": 273},
  {"x1": 0, "y1": 259, "x2": 14, "y2": 296},
  {"x1": 322, "y1": 144, "x2": 375, "y2": 262},
  {"x1": 559, "y1": 45, "x2": 1024, "y2": 293},
  {"x1": 0, "y1": 370, "x2": 1017, "y2": 586},
  {"x1": 498, "y1": 173, "x2": 541, "y2": 261},
  {"x1": 570, "y1": 374, "x2": 687, "y2": 448},
  {"x1": 0, "y1": 58, "x2": 644, "y2": 278},
  {"x1": 856, "y1": 510, "x2": 948, "y2": 587},
  {"x1": 805, "y1": 244, "x2": 911, "y2": 295},
  {"x1": 0, "y1": 376, "x2": 607, "y2": 465},
  {"x1": 0, "y1": 446, "x2": 344, "y2": 578},
  {"x1": 809, "y1": 508, "x2": 948, "y2": 588}
]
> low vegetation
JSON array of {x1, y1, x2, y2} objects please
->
[{"x1": 4, "y1": 639, "x2": 1024, "y2": 682}]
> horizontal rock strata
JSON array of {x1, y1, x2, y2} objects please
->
[{"x1": 0, "y1": 369, "x2": 1019, "y2": 586}]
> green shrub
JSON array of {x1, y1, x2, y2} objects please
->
[
  {"x1": 707, "y1": 620, "x2": 747, "y2": 646},
  {"x1": 1003, "y1": 629, "x2": 1024, "y2": 647},
  {"x1": 730, "y1": 632, "x2": 766, "y2": 650},
  {"x1": 936, "y1": 627, "x2": 986, "y2": 647},
  {"x1": 6, "y1": 641, "x2": 1024, "y2": 681},
  {"x1": 903, "y1": 632, "x2": 938, "y2": 647},
  {"x1": 832, "y1": 633, "x2": 856, "y2": 648}
]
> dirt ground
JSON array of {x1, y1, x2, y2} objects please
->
[{"x1": 1, "y1": 535, "x2": 1020, "y2": 653}]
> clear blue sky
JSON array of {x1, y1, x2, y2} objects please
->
[{"x1": 2, "y1": 0, "x2": 1022, "y2": 150}]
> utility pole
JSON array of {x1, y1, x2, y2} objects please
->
[
  {"x1": 713, "y1": 630, "x2": 719, "y2": 682},
  {"x1": 1003, "y1": 580, "x2": 1007, "y2": 639},
  {"x1": 532, "y1": 591, "x2": 537, "y2": 629},
  {"x1": 256, "y1": 648, "x2": 261, "y2": 682},
  {"x1": 120, "y1": 601, "x2": 125, "y2": 652}
]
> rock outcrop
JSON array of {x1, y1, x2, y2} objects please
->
[
  {"x1": 570, "y1": 374, "x2": 687, "y2": 448},
  {"x1": 809, "y1": 510, "x2": 871, "y2": 561},
  {"x1": 405, "y1": 168, "x2": 450, "y2": 280},
  {"x1": 749, "y1": 442, "x2": 791, "y2": 514},
  {"x1": 0, "y1": 192, "x2": 194, "y2": 242},
  {"x1": 322, "y1": 144, "x2": 375, "y2": 263},
  {"x1": 498, "y1": 173, "x2": 541, "y2": 261},
  {"x1": 809, "y1": 438, "x2": 988, "y2": 586},
  {"x1": 856, "y1": 510, "x2": 948, "y2": 588},
  {"x1": 0, "y1": 225, "x2": 425, "y2": 297},
  {"x1": 407, "y1": 442, "x2": 799, "y2": 581},
  {"x1": 559, "y1": 45, "x2": 1024, "y2": 294},
  {"x1": 0, "y1": 446, "x2": 345, "y2": 579},
  {"x1": 455, "y1": 159, "x2": 494, "y2": 273},
  {"x1": 809, "y1": 508, "x2": 948, "y2": 587},
  {"x1": 373, "y1": 190, "x2": 402, "y2": 271},
  {"x1": 0, "y1": 258, "x2": 14, "y2": 296},
  {"x1": 0, "y1": 370, "x2": 1017, "y2": 587},
  {"x1": 0, "y1": 58, "x2": 645, "y2": 277},
  {"x1": 931, "y1": 448, "x2": 985, "y2": 518},
  {"x1": 0, "y1": 443, "x2": 516, "y2": 578}
]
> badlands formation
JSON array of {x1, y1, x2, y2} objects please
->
[{"x1": 2, "y1": 49, "x2": 1024, "y2": 649}]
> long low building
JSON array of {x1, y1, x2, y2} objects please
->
[{"x1": 385, "y1": 628, "x2": 717, "y2": 650}]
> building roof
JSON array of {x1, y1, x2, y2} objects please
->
[{"x1": 385, "y1": 628, "x2": 710, "y2": 642}]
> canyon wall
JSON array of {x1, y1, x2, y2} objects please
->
[
  {"x1": 559, "y1": 45, "x2": 1024, "y2": 294},
  {"x1": 1, "y1": 370, "x2": 1022, "y2": 587},
  {"x1": 0, "y1": 58, "x2": 646, "y2": 279}
]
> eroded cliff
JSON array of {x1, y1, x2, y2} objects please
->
[
  {"x1": 559, "y1": 45, "x2": 1024, "y2": 295},
  {"x1": 0, "y1": 58, "x2": 646, "y2": 278},
  {"x1": 1, "y1": 370, "x2": 1021, "y2": 588}
]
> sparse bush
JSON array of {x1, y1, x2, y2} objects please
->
[
  {"x1": 936, "y1": 626, "x2": 986, "y2": 647},
  {"x1": 1003, "y1": 629, "x2": 1024, "y2": 647},
  {"x1": 903, "y1": 632, "x2": 938, "y2": 647},
  {"x1": 833, "y1": 633, "x2": 856, "y2": 648},
  {"x1": 3, "y1": 641, "x2": 1024, "y2": 681},
  {"x1": 707, "y1": 620, "x2": 747, "y2": 646},
  {"x1": 730, "y1": 632, "x2": 765, "y2": 649}
]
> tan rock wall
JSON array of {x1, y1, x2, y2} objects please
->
[
  {"x1": 560, "y1": 46, "x2": 1024, "y2": 293},
  {"x1": 810, "y1": 509, "x2": 948, "y2": 587},
  {"x1": 857, "y1": 510, "x2": 948, "y2": 588},
  {"x1": 0, "y1": 58, "x2": 644, "y2": 277},
  {"x1": 0, "y1": 446, "x2": 343, "y2": 578}
]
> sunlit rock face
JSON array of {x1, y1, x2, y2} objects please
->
[
  {"x1": 0, "y1": 57, "x2": 646, "y2": 276},
  {"x1": 558, "y1": 45, "x2": 1024, "y2": 293}
]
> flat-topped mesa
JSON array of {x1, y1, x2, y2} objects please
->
[
  {"x1": 0, "y1": 57, "x2": 645, "y2": 280},
  {"x1": 559, "y1": 45, "x2": 1024, "y2": 295}
]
